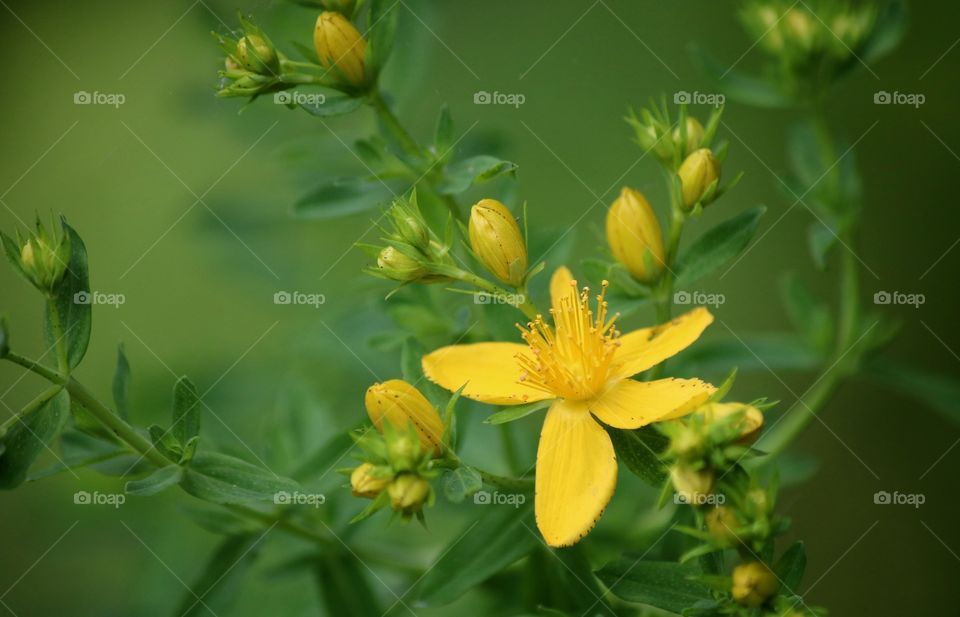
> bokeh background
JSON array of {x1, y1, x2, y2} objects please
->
[{"x1": 1, "y1": 0, "x2": 957, "y2": 615}]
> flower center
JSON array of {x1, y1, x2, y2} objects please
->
[{"x1": 515, "y1": 280, "x2": 621, "y2": 401}]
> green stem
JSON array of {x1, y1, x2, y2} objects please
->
[
  {"x1": 451, "y1": 269, "x2": 540, "y2": 321},
  {"x1": 5, "y1": 351, "x2": 65, "y2": 384},
  {"x1": 46, "y1": 298, "x2": 69, "y2": 374},
  {"x1": 479, "y1": 469, "x2": 535, "y2": 493},
  {"x1": 0, "y1": 383, "x2": 64, "y2": 434},
  {"x1": 369, "y1": 89, "x2": 424, "y2": 164}
]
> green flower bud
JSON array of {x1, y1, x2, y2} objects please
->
[
  {"x1": 731, "y1": 561, "x2": 778, "y2": 607},
  {"x1": 235, "y1": 35, "x2": 278, "y2": 75},
  {"x1": 376, "y1": 246, "x2": 427, "y2": 282},
  {"x1": 705, "y1": 505, "x2": 739, "y2": 545},
  {"x1": 388, "y1": 474, "x2": 431, "y2": 514},
  {"x1": 670, "y1": 465, "x2": 714, "y2": 506},
  {"x1": 678, "y1": 148, "x2": 721, "y2": 210},
  {"x1": 351, "y1": 463, "x2": 391, "y2": 499},
  {"x1": 16, "y1": 222, "x2": 70, "y2": 294},
  {"x1": 673, "y1": 117, "x2": 705, "y2": 156}
]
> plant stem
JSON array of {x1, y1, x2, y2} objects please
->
[
  {"x1": 369, "y1": 89, "x2": 424, "y2": 165},
  {"x1": 5, "y1": 351, "x2": 65, "y2": 384},
  {"x1": 46, "y1": 299, "x2": 69, "y2": 374},
  {"x1": 451, "y1": 269, "x2": 540, "y2": 321},
  {"x1": 0, "y1": 383, "x2": 63, "y2": 434}
]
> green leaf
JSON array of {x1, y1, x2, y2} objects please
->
[
  {"x1": 675, "y1": 333, "x2": 822, "y2": 376},
  {"x1": 808, "y1": 220, "x2": 838, "y2": 270},
  {"x1": 860, "y1": 0, "x2": 909, "y2": 65},
  {"x1": 441, "y1": 465, "x2": 483, "y2": 503},
  {"x1": 172, "y1": 377, "x2": 202, "y2": 448},
  {"x1": 112, "y1": 343, "x2": 131, "y2": 419},
  {"x1": 180, "y1": 451, "x2": 300, "y2": 504},
  {"x1": 595, "y1": 560, "x2": 712, "y2": 612},
  {"x1": 775, "y1": 541, "x2": 807, "y2": 593},
  {"x1": 606, "y1": 426, "x2": 669, "y2": 486},
  {"x1": 485, "y1": 399, "x2": 552, "y2": 425},
  {"x1": 434, "y1": 104, "x2": 454, "y2": 160},
  {"x1": 400, "y1": 337, "x2": 447, "y2": 408},
  {"x1": 125, "y1": 465, "x2": 183, "y2": 496},
  {"x1": 676, "y1": 206, "x2": 765, "y2": 285},
  {"x1": 315, "y1": 551, "x2": 383, "y2": 616},
  {"x1": 293, "y1": 176, "x2": 397, "y2": 219},
  {"x1": 438, "y1": 155, "x2": 518, "y2": 195},
  {"x1": 864, "y1": 358, "x2": 960, "y2": 426},
  {"x1": 692, "y1": 46, "x2": 795, "y2": 109},
  {"x1": 366, "y1": 0, "x2": 398, "y2": 80},
  {"x1": 0, "y1": 231, "x2": 29, "y2": 283},
  {"x1": 779, "y1": 272, "x2": 833, "y2": 352},
  {"x1": 176, "y1": 534, "x2": 262, "y2": 617},
  {"x1": 417, "y1": 501, "x2": 538, "y2": 606},
  {"x1": 299, "y1": 95, "x2": 364, "y2": 117},
  {"x1": 0, "y1": 315, "x2": 10, "y2": 359},
  {"x1": 291, "y1": 430, "x2": 356, "y2": 482},
  {"x1": 44, "y1": 219, "x2": 92, "y2": 369},
  {"x1": 0, "y1": 389, "x2": 69, "y2": 489}
]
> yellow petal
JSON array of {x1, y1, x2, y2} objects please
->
[
  {"x1": 614, "y1": 308, "x2": 714, "y2": 377},
  {"x1": 536, "y1": 399, "x2": 617, "y2": 547},
  {"x1": 549, "y1": 266, "x2": 575, "y2": 314},
  {"x1": 422, "y1": 342, "x2": 553, "y2": 405},
  {"x1": 589, "y1": 378, "x2": 716, "y2": 429},
  {"x1": 365, "y1": 380, "x2": 445, "y2": 453}
]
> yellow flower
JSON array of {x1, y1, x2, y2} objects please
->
[
  {"x1": 314, "y1": 11, "x2": 368, "y2": 88},
  {"x1": 422, "y1": 267, "x2": 716, "y2": 546},
  {"x1": 605, "y1": 187, "x2": 665, "y2": 283},
  {"x1": 678, "y1": 148, "x2": 720, "y2": 210},
  {"x1": 468, "y1": 199, "x2": 528, "y2": 287},
  {"x1": 365, "y1": 379, "x2": 445, "y2": 455}
]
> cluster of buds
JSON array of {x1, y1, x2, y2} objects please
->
[
  {"x1": 2, "y1": 217, "x2": 71, "y2": 295},
  {"x1": 739, "y1": 1, "x2": 879, "y2": 93},
  {"x1": 215, "y1": 16, "x2": 287, "y2": 98},
  {"x1": 347, "y1": 379, "x2": 448, "y2": 521},
  {"x1": 467, "y1": 199, "x2": 529, "y2": 288},
  {"x1": 661, "y1": 400, "x2": 766, "y2": 507},
  {"x1": 364, "y1": 193, "x2": 455, "y2": 285}
]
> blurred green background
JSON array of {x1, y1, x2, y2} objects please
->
[{"x1": 1, "y1": 0, "x2": 957, "y2": 615}]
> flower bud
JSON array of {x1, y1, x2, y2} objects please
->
[
  {"x1": 314, "y1": 11, "x2": 368, "y2": 88},
  {"x1": 731, "y1": 561, "x2": 778, "y2": 607},
  {"x1": 670, "y1": 424, "x2": 705, "y2": 461},
  {"x1": 17, "y1": 223, "x2": 70, "y2": 294},
  {"x1": 673, "y1": 117, "x2": 705, "y2": 156},
  {"x1": 376, "y1": 246, "x2": 427, "y2": 282},
  {"x1": 468, "y1": 199, "x2": 528, "y2": 287},
  {"x1": 388, "y1": 474, "x2": 431, "y2": 514},
  {"x1": 605, "y1": 187, "x2": 664, "y2": 282},
  {"x1": 235, "y1": 35, "x2": 278, "y2": 75},
  {"x1": 705, "y1": 505, "x2": 739, "y2": 545},
  {"x1": 698, "y1": 402, "x2": 764, "y2": 443},
  {"x1": 670, "y1": 465, "x2": 714, "y2": 506},
  {"x1": 365, "y1": 379, "x2": 445, "y2": 455},
  {"x1": 678, "y1": 148, "x2": 721, "y2": 210},
  {"x1": 351, "y1": 463, "x2": 390, "y2": 498},
  {"x1": 784, "y1": 8, "x2": 817, "y2": 51}
]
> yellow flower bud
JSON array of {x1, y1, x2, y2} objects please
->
[
  {"x1": 20, "y1": 241, "x2": 36, "y2": 272},
  {"x1": 756, "y1": 6, "x2": 785, "y2": 53},
  {"x1": 670, "y1": 465, "x2": 714, "y2": 506},
  {"x1": 376, "y1": 246, "x2": 427, "y2": 282},
  {"x1": 731, "y1": 561, "x2": 778, "y2": 607},
  {"x1": 673, "y1": 117, "x2": 705, "y2": 156},
  {"x1": 784, "y1": 8, "x2": 817, "y2": 50},
  {"x1": 388, "y1": 474, "x2": 431, "y2": 514},
  {"x1": 351, "y1": 463, "x2": 390, "y2": 498},
  {"x1": 678, "y1": 148, "x2": 721, "y2": 210},
  {"x1": 705, "y1": 505, "x2": 739, "y2": 545},
  {"x1": 235, "y1": 35, "x2": 278, "y2": 75},
  {"x1": 365, "y1": 379, "x2": 445, "y2": 455},
  {"x1": 605, "y1": 187, "x2": 664, "y2": 282},
  {"x1": 697, "y1": 402, "x2": 764, "y2": 444},
  {"x1": 17, "y1": 225, "x2": 70, "y2": 293},
  {"x1": 314, "y1": 11, "x2": 368, "y2": 88},
  {"x1": 468, "y1": 199, "x2": 528, "y2": 287}
]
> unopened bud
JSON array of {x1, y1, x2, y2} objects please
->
[
  {"x1": 314, "y1": 11, "x2": 368, "y2": 88},
  {"x1": 731, "y1": 561, "x2": 778, "y2": 607},
  {"x1": 705, "y1": 505, "x2": 739, "y2": 545},
  {"x1": 351, "y1": 463, "x2": 390, "y2": 498},
  {"x1": 673, "y1": 117, "x2": 705, "y2": 156},
  {"x1": 670, "y1": 465, "x2": 714, "y2": 506},
  {"x1": 376, "y1": 246, "x2": 427, "y2": 282},
  {"x1": 468, "y1": 199, "x2": 528, "y2": 287},
  {"x1": 235, "y1": 35, "x2": 278, "y2": 75},
  {"x1": 697, "y1": 402, "x2": 764, "y2": 444},
  {"x1": 678, "y1": 148, "x2": 721, "y2": 210},
  {"x1": 365, "y1": 379, "x2": 445, "y2": 455},
  {"x1": 388, "y1": 474, "x2": 431, "y2": 514},
  {"x1": 605, "y1": 187, "x2": 664, "y2": 283}
]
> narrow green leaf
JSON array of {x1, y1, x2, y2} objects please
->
[
  {"x1": 180, "y1": 451, "x2": 300, "y2": 504},
  {"x1": 441, "y1": 465, "x2": 483, "y2": 503},
  {"x1": 433, "y1": 104, "x2": 454, "y2": 159},
  {"x1": 595, "y1": 560, "x2": 712, "y2": 612},
  {"x1": 176, "y1": 535, "x2": 262, "y2": 617},
  {"x1": 864, "y1": 358, "x2": 960, "y2": 426},
  {"x1": 485, "y1": 399, "x2": 552, "y2": 425},
  {"x1": 293, "y1": 176, "x2": 397, "y2": 219},
  {"x1": 112, "y1": 343, "x2": 131, "y2": 419},
  {"x1": 438, "y1": 155, "x2": 518, "y2": 195},
  {"x1": 291, "y1": 430, "x2": 356, "y2": 482},
  {"x1": 299, "y1": 95, "x2": 364, "y2": 117},
  {"x1": 606, "y1": 426, "x2": 669, "y2": 486},
  {"x1": 774, "y1": 541, "x2": 807, "y2": 593},
  {"x1": 125, "y1": 465, "x2": 183, "y2": 496},
  {"x1": 779, "y1": 272, "x2": 833, "y2": 352},
  {"x1": 44, "y1": 219, "x2": 92, "y2": 369},
  {"x1": 315, "y1": 551, "x2": 383, "y2": 616},
  {"x1": 417, "y1": 502, "x2": 538, "y2": 606},
  {"x1": 677, "y1": 206, "x2": 765, "y2": 285},
  {"x1": 0, "y1": 389, "x2": 69, "y2": 489},
  {"x1": 366, "y1": 0, "x2": 398, "y2": 80},
  {"x1": 692, "y1": 46, "x2": 794, "y2": 109},
  {"x1": 172, "y1": 377, "x2": 202, "y2": 447}
]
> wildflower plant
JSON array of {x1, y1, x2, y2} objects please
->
[{"x1": 1, "y1": 1, "x2": 951, "y2": 616}]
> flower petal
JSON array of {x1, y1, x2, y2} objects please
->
[
  {"x1": 422, "y1": 342, "x2": 553, "y2": 405},
  {"x1": 614, "y1": 308, "x2": 714, "y2": 377},
  {"x1": 589, "y1": 378, "x2": 716, "y2": 429},
  {"x1": 536, "y1": 399, "x2": 617, "y2": 547},
  {"x1": 549, "y1": 266, "x2": 575, "y2": 314}
]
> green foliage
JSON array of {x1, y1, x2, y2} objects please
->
[{"x1": 0, "y1": 389, "x2": 68, "y2": 488}]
